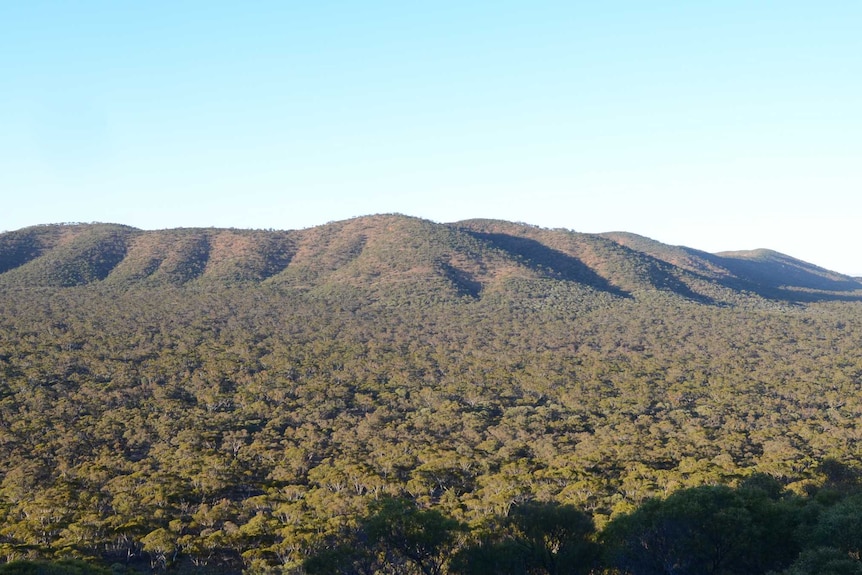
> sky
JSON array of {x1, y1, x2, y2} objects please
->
[{"x1": 2, "y1": 2, "x2": 860, "y2": 274}]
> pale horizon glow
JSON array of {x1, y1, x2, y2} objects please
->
[{"x1": 2, "y1": 2, "x2": 860, "y2": 275}]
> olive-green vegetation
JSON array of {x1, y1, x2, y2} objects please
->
[{"x1": 1, "y1": 215, "x2": 862, "y2": 574}]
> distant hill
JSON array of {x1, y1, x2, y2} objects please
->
[
  {"x1": 2, "y1": 215, "x2": 860, "y2": 305},
  {"x1": 602, "y1": 231, "x2": 862, "y2": 302}
]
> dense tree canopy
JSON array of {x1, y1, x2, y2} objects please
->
[{"x1": 1, "y1": 217, "x2": 862, "y2": 573}]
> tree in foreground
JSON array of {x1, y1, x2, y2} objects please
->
[
  {"x1": 601, "y1": 481, "x2": 800, "y2": 575},
  {"x1": 304, "y1": 495, "x2": 463, "y2": 575},
  {"x1": 452, "y1": 501, "x2": 599, "y2": 575}
]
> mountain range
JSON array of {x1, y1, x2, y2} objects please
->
[{"x1": 1, "y1": 214, "x2": 859, "y2": 305}]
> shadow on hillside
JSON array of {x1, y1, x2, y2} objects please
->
[
  {"x1": 682, "y1": 248, "x2": 862, "y2": 303},
  {"x1": 753, "y1": 287, "x2": 862, "y2": 304},
  {"x1": 466, "y1": 232, "x2": 631, "y2": 298},
  {"x1": 643, "y1": 260, "x2": 717, "y2": 305},
  {"x1": 0, "y1": 229, "x2": 51, "y2": 274},
  {"x1": 439, "y1": 262, "x2": 482, "y2": 299}
]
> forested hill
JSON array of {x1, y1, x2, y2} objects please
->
[
  {"x1": 3, "y1": 215, "x2": 862, "y2": 573},
  {"x1": 1, "y1": 214, "x2": 860, "y2": 304}
]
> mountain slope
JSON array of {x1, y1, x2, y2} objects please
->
[
  {"x1": 0, "y1": 223, "x2": 137, "y2": 286},
  {"x1": 602, "y1": 231, "x2": 862, "y2": 301},
  {"x1": 1, "y1": 216, "x2": 860, "y2": 304},
  {"x1": 107, "y1": 228, "x2": 297, "y2": 284}
]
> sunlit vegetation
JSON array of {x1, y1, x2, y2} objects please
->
[{"x1": 1, "y1": 216, "x2": 862, "y2": 573}]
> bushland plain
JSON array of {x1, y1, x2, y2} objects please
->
[{"x1": 1, "y1": 215, "x2": 862, "y2": 574}]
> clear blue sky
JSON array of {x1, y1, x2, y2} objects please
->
[{"x1": 2, "y1": 1, "x2": 860, "y2": 274}]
